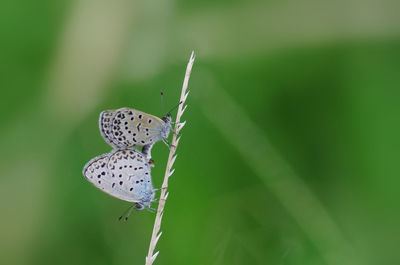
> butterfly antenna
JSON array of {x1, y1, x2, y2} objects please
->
[
  {"x1": 161, "y1": 91, "x2": 165, "y2": 116},
  {"x1": 118, "y1": 204, "x2": 136, "y2": 221},
  {"x1": 166, "y1": 101, "x2": 183, "y2": 115}
]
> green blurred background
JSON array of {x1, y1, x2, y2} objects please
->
[{"x1": 1, "y1": 0, "x2": 400, "y2": 264}]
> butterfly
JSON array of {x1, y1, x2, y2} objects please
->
[
  {"x1": 99, "y1": 108, "x2": 172, "y2": 158},
  {"x1": 82, "y1": 148, "x2": 156, "y2": 216}
]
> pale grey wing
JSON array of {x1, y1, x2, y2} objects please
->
[
  {"x1": 99, "y1": 110, "x2": 120, "y2": 148},
  {"x1": 82, "y1": 153, "x2": 113, "y2": 195},
  {"x1": 107, "y1": 149, "x2": 154, "y2": 203},
  {"x1": 135, "y1": 115, "x2": 166, "y2": 146},
  {"x1": 83, "y1": 151, "x2": 137, "y2": 202},
  {"x1": 110, "y1": 108, "x2": 165, "y2": 148}
]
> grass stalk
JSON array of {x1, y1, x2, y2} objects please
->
[{"x1": 145, "y1": 51, "x2": 195, "y2": 265}]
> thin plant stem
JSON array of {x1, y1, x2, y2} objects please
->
[{"x1": 145, "y1": 51, "x2": 195, "y2": 265}]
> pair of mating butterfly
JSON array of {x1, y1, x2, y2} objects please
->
[{"x1": 83, "y1": 100, "x2": 178, "y2": 219}]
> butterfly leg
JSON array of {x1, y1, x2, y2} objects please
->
[
  {"x1": 162, "y1": 138, "x2": 176, "y2": 149},
  {"x1": 152, "y1": 197, "x2": 167, "y2": 204},
  {"x1": 153, "y1": 186, "x2": 167, "y2": 192},
  {"x1": 162, "y1": 138, "x2": 169, "y2": 148},
  {"x1": 147, "y1": 207, "x2": 156, "y2": 213},
  {"x1": 172, "y1": 131, "x2": 181, "y2": 137}
]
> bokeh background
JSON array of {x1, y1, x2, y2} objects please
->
[{"x1": 1, "y1": 0, "x2": 400, "y2": 265}]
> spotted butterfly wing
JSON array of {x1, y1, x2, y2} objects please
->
[
  {"x1": 83, "y1": 149, "x2": 155, "y2": 207},
  {"x1": 99, "y1": 110, "x2": 115, "y2": 148},
  {"x1": 99, "y1": 108, "x2": 171, "y2": 150}
]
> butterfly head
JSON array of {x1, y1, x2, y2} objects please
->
[
  {"x1": 160, "y1": 113, "x2": 172, "y2": 139},
  {"x1": 134, "y1": 202, "x2": 143, "y2": 211},
  {"x1": 135, "y1": 196, "x2": 155, "y2": 212},
  {"x1": 136, "y1": 183, "x2": 156, "y2": 211},
  {"x1": 162, "y1": 113, "x2": 172, "y2": 123}
]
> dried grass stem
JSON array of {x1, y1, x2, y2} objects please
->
[{"x1": 145, "y1": 52, "x2": 195, "y2": 265}]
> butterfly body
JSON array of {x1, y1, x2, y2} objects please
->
[
  {"x1": 82, "y1": 148, "x2": 155, "y2": 209},
  {"x1": 99, "y1": 108, "x2": 172, "y2": 157}
]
